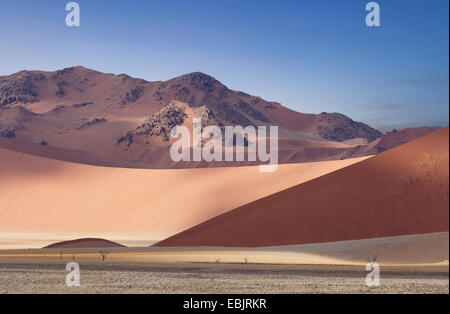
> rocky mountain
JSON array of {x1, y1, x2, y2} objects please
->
[{"x1": 0, "y1": 66, "x2": 433, "y2": 168}]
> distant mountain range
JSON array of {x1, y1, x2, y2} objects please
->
[{"x1": 0, "y1": 66, "x2": 439, "y2": 168}]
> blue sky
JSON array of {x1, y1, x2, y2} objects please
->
[{"x1": 0, "y1": 0, "x2": 448, "y2": 130}]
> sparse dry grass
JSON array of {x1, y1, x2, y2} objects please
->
[{"x1": 0, "y1": 261, "x2": 447, "y2": 294}]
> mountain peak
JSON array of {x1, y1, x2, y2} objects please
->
[
  {"x1": 176, "y1": 71, "x2": 217, "y2": 81},
  {"x1": 169, "y1": 72, "x2": 224, "y2": 91}
]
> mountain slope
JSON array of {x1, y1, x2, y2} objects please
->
[{"x1": 0, "y1": 66, "x2": 388, "y2": 168}]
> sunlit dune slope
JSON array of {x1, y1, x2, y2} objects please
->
[
  {"x1": 155, "y1": 127, "x2": 449, "y2": 247},
  {"x1": 0, "y1": 148, "x2": 368, "y2": 247}
]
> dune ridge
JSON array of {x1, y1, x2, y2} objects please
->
[{"x1": 155, "y1": 127, "x2": 449, "y2": 247}]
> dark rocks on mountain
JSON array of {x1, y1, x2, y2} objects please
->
[
  {"x1": 229, "y1": 134, "x2": 250, "y2": 147},
  {"x1": 264, "y1": 104, "x2": 277, "y2": 109},
  {"x1": 119, "y1": 74, "x2": 132, "y2": 83},
  {"x1": 317, "y1": 113, "x2": 383, "y2": 142},
  {"x1": 78, "y1": 118, "x2": 107, "y2": 130},
  {"x1": 50, "y1": 105, "x2": 66, "y2": 113},
  {"x1": 210, "y1": 103, "x2": 251, "y2": 126},
  {"x1": 72, "y1": 102, "x2": 93, "y2": 108},
  {"x1": 159, "y1": 72, "x2": 230, "y2": 108},
  {"x1": 117, "y1": 102, "x2": 187, "y2": 144},
  {"x1": 234, "y1": 101, "x2": 270, "y2": 123},
  {"x1": 116, "y1": 102, "x2": 226, "y2": 146},
  {"x1": 0, "y1": 128, "x2": 15, "y2": 138},
  {"x1": 163, "y1": 73, "x2": 271, "y2": 126},
  {"x1": 54, "y1": 79, "x2": 69, "y2": 87},
  {"x1": 153, "y1": 91, "x2": 163, "y2": 101},
  {"x1": 250, "y1": 98, "x2": 262, "y2": 106},
  {"x1": 137, "y1": 104, "x2": 187, "y2": 141},
  {"x1": 191, "y1": 105, "x2": 223, "y2": 128},
  {"x1": 0, "y1": 95, "x2": 38, "y2": 107},
  {"x1": 174, "y1": 86, "x2": 194, "y2": 104},
  {"x1": 52, "y1": 76, "x2": 70, "y2": 98},
  {"x1": 174, "y1": 72, "x2": 218, "y2": 92},
  {"x1": 120, "y1": 86, "x2": 144, "y2": 105},
  {"x1": 116, "y1": 130, "x2": 135, "y2": 146},
  {"x1": 0, "y1": 72, "x2": 40, "y2": 106},
  {"x1": 55, "y1": 67, "x2": 76, "y2": 76},
  {"x1": 55, "y1": 87, "x2": 65, "y2": 97}
]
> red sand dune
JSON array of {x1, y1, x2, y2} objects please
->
[
  {"x1": 375, "y1": 127, "x2": 441, "y2": 151},
  {"x1": 44, "y1": 238, "x2": 125, "y2": 249},
  {"x1": 155, "y1": 127, "x2": 449, "y2": 247},
  {"x1": 0, "y1": 144, "x2": 369, "y2": 248}
]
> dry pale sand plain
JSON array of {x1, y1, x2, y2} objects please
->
[
  {"x1": 0, "y1": 147, "x2": 369, "y2": 249},
  {"x1": 0, "y1": 233, "x2": 448, "y2": 293},
  {"x1": 1, "y1": 232, "x2": 448, "y2": 266},
  {"x1": 0, "y1": 262, "x2": 447, "y2": 294}
]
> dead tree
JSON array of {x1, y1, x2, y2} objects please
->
[
  {"x1": 368, "y1": 255, "x2": 377, "y2": 265},
  {"x1": 99, "y1": 250, "x2": 109, "y2": 261}
]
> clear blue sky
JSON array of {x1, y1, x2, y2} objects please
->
[{"x1": 0, "y1": 0, "x2": 448, "y2": 130}]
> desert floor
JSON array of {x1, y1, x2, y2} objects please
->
[
  {"x1": 0, "y1": 233, "x2": 448, "y2": 294},
  {"x1": 0, "y1": 261, "x2": 448, "y2": 294}
]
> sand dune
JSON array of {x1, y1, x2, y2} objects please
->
[
  {"x1": 155, "y1": 127, "x2": 449, "y2": 247},
  {"x1": 0, "y1": 147, "x2": 368, "y2": 249},
  {"x1": 375, "y1": 127, "x2": 441, "y2": 151},
  {"x1": 43, "y1": 238, "x2": 125, "y2": 249},
  {"x1": 346, "y1": 127, "x2": 441, "y2": 158}
]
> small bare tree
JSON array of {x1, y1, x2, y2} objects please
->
[
  {"x1": 368, "y1": 255, "x2": 377, "y2": 265},
  {"x1": 99, "y1": 250, "x2": 109, "y2": 261}
]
